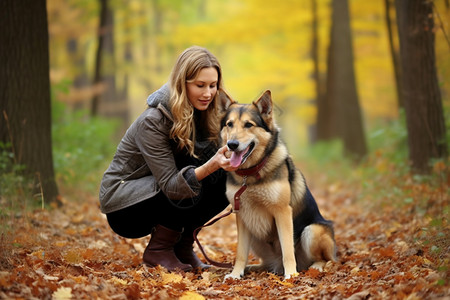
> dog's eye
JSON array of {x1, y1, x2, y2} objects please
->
[
  {"x1": 226, "y1": 121, "x2": 233, "y2": 128},
  {"x1": 244, "y1": 122, "x2": 254, "y2": 128}
]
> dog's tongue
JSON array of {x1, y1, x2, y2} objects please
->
[{"x1": 230, "y1": 151, "x2": 245, "y2": 168}]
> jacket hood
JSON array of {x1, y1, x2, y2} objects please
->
[
  {"x1": 146, "y1": 83, "x2": 173, "y2": 121},
  {"x1": 147, "y1": 83, "x2": 170, "y2": 108}
]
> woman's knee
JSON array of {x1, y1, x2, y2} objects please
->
[{"x1": 106, "y1": 212, "x2": 154, "y2": 238}]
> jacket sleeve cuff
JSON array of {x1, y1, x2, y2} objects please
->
[{"x1": 181, "y1": 166, "x2": 201, "y2": 194}]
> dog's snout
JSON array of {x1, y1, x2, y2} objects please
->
[{"x1": 227, "y1": 140, "x2": 239, "y2": 151}]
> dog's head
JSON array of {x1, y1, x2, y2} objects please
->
[{"x1": 220, "y1": 90, "x2": 277, "y2": 169}]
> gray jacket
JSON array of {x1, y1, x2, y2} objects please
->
[{"x1": 99, "y1": 84, "x2": 205, "y2": 214}]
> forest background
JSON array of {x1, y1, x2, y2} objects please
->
[
  {"x1": 46, "y1": 0, "x2": 450, "y2": 168},
  {"x1": 41, "y1": 0, "x2": 449, "y2": 199},
  {"x1": 0, "y1": 0, "x2": 449, "y2": 298}
]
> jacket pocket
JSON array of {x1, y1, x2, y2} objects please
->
[
  {"x1": 125, "y1": 163, "x2": 151, "y2": 181},
  {"x1": 122, "y1": 154, "x2": 151, "y2": 181},
  {"x1": 122, "y1": 154, "x2": 145, "y2": 173}
]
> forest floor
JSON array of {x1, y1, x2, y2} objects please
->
[{"x1": 0, "y1": 170, "x2": 449, "y2": 299}]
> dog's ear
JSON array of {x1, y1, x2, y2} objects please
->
[
  {"x1": 253, "y1": 90, "x2": 272, "y2": 116},
  {"x1": 218, "y1": 88, "x2": 236, "y2": 112}
]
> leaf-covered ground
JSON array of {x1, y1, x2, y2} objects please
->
[{"x1": 1, "y1": 175, "x2": 449, "y2": 299}]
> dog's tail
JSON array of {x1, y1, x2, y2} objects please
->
[{"x1": 301, "y1": 224, "x2": 337, "y2": 263}]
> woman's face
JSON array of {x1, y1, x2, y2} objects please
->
[{"x1": 186, "y1": 67, "x2": 218, "y2": 111}]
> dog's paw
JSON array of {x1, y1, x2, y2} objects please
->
[
  {"x1": 284, "y1": 272, "x2": 299, "y2": 280},
  {"x1": 224, "y1": 273, "x2": 242, "y2": 281},
  {"x1": 310, "y1": 261, "x2": 326, "y2": 272}
]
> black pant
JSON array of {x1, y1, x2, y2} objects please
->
[{"x1": 106, "y1": 172, "x2": 229, "y2": 239}]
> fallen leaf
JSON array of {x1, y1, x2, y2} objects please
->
[
  {"x1": 161, "y1": 272, "x2": 183, "y2": 284},
  {"x1": 88, "y1": 240, "x2": 107, "y2": 249},
  {"x1": 63, "y1": 250, "x2": 82, "y2": 264},
  {"x1": 180, "y1": 291, "x2": 205, "y2": 300},
  {"x1": 268, "y1": 273, "x2": 295, "y2": 287},
  {"x1": 71, "y1": 214, "x2": 84, "y2": 224},
  {"x1": 109, "y1": 277, "x2": 128, "y2": 285},
  {"x1": 52, "y1": 287, "x2": 72, "y2": 300}
]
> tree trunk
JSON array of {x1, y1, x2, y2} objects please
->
[
  {"x1": 91, "y1": 0, "x2": 108, "y2": 117},
  {"x1": 396, "y1": 0, "x2": 447, "y2": 173},
  {"x1": 311, "y1": 0, "x2": 326, "y2": 143},
  {"x1": 0, "y1": 0, "x2": 60, "y2": 204},
  {"x1": 384, "y1": 0, "x2": 403, "y2": 109},
  {"x1": 324, "y1": 0, "x2": 367, "y2": 159},
  {"x1": 92, "y1": 0, "x2": 128, "y2": 134},
  {"x1": 121, "y1": 9, "x2": 133, "y2": 116},
  {"x1": 318, "y1": 32, "x2": 339, "y2": 142}
]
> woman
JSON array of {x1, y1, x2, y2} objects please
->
[{"x1": 99, "y1": 46, "x2": 237, "y2": 272}]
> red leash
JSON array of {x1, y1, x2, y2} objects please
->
[{"x1": 193, "y1": 208, "x2": 233, "y2": 268}]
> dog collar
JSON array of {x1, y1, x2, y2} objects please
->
[
  {"x1": 235, "y1": 156, "x2": 269, "y2": 180},
  {"x1": 233, "y1": 156, "x2": 269, "y2": 212}
]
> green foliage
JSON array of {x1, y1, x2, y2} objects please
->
[
  {"x1": 298, "y1": 139, "x2": 354, "y2": 182},
  {"x1": 52, "y1": 100, "x2": 119, "y2": 191},
  {"x1": 0, "y1": 143, "x2": 33, "y2": 233},
  {"x1": 0, "y1": 143, "x2": 23, "y2": 201},
  {"x1": 367, "y1": 110, "x2": 409, "y2": 163},
  {"x1": 0, "y1": 142, "x2": 23, "y2": 175}
]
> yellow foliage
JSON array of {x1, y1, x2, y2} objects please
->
[
  {"x1": 47, "y1": 0, "x2": 449, "y2": 144},
  {"x1": 180, "y1": 291, "x2": 206, "y2": 300}
]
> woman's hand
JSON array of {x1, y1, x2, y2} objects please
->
[
  {"x1": 214, "y1": 145, "x2": 239, "y2": 172},
  {"x1": 195, "y1": 145, "x2": 238, "y2": 181}
]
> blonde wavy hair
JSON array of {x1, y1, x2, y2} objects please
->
[{"x1": 169, "y1": 46, "x2": 225, "y2": 157}]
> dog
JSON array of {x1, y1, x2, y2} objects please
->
[{"x1": 220, "y1": 90, "x2": 336, "y2": 280}]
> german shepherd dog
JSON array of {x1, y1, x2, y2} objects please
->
[{"x1": 220, "y1": 90, "x2": 336, "y2": 279}]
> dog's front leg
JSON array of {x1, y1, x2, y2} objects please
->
[
  {"x1": 274, "y1": 205, "x2": 298, "y2": 279},
  {"x1": 225, "y1": 216, "x2": 250, "y2": 280}
]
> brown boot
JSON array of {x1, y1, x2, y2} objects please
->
[
  {"x1": 175, "y1": 230, "x2": 210, "y2": 270},
  {"x1": 143, "y1": 225, "x2": 192, "y2": 272}
]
